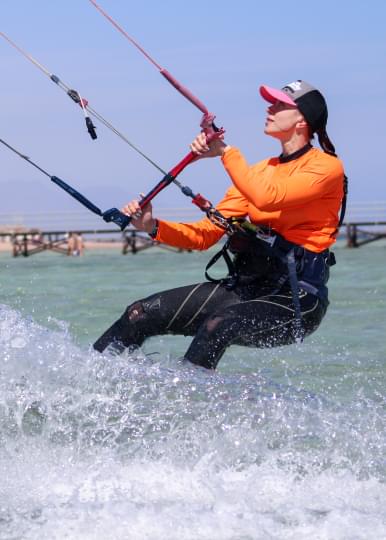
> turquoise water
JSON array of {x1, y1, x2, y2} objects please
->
[{"x1": 0, "y1": 244, "x2": 386, "y2": 539}]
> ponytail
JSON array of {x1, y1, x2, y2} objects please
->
[
  {"x1": 316, "y1": 127, "x2": 348, "y2": 234},
  {"x1": 317, "y1": 127, "x2": 337, "y2": 157}
]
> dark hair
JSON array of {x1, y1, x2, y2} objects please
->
[
  {"x1": 316, "y1": 128, "x2": 336, "y2": 157},
  {"x1": 296, "y1": 90, "x2": 328, "y2": 134}
]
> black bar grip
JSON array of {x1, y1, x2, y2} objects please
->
[{"x1": 102, "y1": 208, "x2": 131, "y2": 230}]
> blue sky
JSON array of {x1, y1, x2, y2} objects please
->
[{"x1": 1, "y1": 0, "x2": 386, "y2": 215}]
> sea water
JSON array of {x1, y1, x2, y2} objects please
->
[{"x1": 0, "y1": 243, "x2": 385, "y2": 540}]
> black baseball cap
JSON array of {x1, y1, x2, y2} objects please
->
[{"x1": 260, "y1": 80, "x2": 328, "y2": 133}]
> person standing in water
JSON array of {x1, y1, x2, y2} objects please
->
[
  {"x1": 67, "y1": 232, "x2": 84, "y2": 256},
  {"x1": 94, "y1": 80, "x2": 346, "y2": 369}
]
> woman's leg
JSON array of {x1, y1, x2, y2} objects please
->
[{"x1": 184, "y1": 290, "x2": 327, "y2": 369}]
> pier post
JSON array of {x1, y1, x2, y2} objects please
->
[{"x1": 346, "y1": 224, "x2": 358, "y2": 248}]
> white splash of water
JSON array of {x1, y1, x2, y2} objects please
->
[{"x1": 1, "y1": 305, "x2": 386, "y2": 539}]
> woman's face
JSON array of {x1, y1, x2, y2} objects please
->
[{"x1": 264, "y1": 100, "x2": 305, "y2": 139}]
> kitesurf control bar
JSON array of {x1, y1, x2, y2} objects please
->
[
  {"x1": 124, "y1": 132, "x2": 231, "y2": 231},
  {"x1": 0, "y1": 136, "x2": 232, "y2": 233},
  {"x1": 0, "y1": 138, "x2": 130, "y2": 230}
]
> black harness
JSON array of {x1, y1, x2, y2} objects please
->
[{"x1": 205, "y1": 221, "x2": 336, "y2": 341}]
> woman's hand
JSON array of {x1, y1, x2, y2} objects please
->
[
  {"x1": 121, "y1": 195, "x2": 156, "y2": 233},
  {"x1": 190, "y1": 132, "x2": 230, "y2": 158}
]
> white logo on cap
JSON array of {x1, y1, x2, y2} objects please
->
[{"x1": 287, "y1": 81, "x2": 302, "y2": 92}]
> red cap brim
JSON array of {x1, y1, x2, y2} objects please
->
[{"x1": 259, "y1": 85, "x2": 297, "y2": 106}]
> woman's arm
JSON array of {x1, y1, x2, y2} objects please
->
[
  {"x1": 154, "y1": 185, "x2": 249, "y2": 250},
  {"x1": 222, "y1": 147, "x2": 344, "y2": 211},
  {"x1": 121, "y1": 184, "x2": 249, "y2": 251}
]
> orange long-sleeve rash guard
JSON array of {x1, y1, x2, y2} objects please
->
[{"x1": 155, "y1": 146, "x2": 344, "y2": 253}]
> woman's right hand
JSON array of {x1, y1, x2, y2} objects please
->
[
  {"x1": 190, "y1": 132, "x2": 229, "y2": 158},
  {"x1": 121, "y1": 196, "x2": 156, "y2": 233}
]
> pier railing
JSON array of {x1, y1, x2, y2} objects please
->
[
  {"x1": 342, "y1": 202, "x2": 386, "y2": 223},
  {"x1": 340, "y1": 202, "x2": 386, "y2": 247}
]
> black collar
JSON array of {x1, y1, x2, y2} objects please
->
[{"x1": 279, "y1": 143, "x2": 312, "y2": 163}]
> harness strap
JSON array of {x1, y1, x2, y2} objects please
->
[
  {"x1": 338, "y1": 174, "x2": 348, "y2": 229},
  {"x1": 205, "y1": 243, "x2": 239, "y2": 290},
  {"x1": 330, "y1": 174, "x2": 348, "y2": 237},
  {"x1": 285, "y1": 249, "x2": 304, "y2": 342}
]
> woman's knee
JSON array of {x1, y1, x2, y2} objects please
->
[
  {"x1": 123, "y1": 294, "x2": 162, "y2": 323},
  {"x1": 123, "y1": 301, "x2": 146, "y2": 323}
]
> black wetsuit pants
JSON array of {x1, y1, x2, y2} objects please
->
[{"x1": 93, "y1": 279, "x2": 328, "y2": 370}]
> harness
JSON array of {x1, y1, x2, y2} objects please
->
[{"x1": 205, "y1": 219, "x2": 336, "y2": 341}]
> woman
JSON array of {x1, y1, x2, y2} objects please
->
[{"x1": 94, "y1": 80, "x2": 346, "y2": 369}]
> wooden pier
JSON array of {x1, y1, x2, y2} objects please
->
[
  {"x1": 1, "y1": 222, "x2": 386, "y2": 256},
  {"x1": 345, "y1": 221, "x2": 386, "y2": 248},
  {"x1": 0, "y1": 228, "x2": 189, "y2": 257}
]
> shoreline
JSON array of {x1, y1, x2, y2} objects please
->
[{"x1": 0, "y1": 240, "x2": 122, "y2": 253}]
